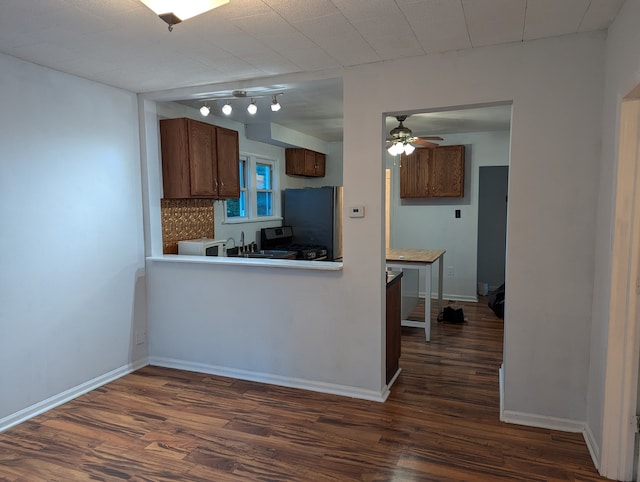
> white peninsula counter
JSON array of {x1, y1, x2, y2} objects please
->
[{"x1": 147, "y1": 254, "x2": 343, "y2": 271}]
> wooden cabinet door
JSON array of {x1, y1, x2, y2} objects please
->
[
  {"x1": 216, "y1": 126, "x2": 240, "y2": 198},
  {"x1": 188, "y1": 119, "x2": 217, "y2": 197},
  {"x1": 160, "y1": 118, "x2": 191, "y2": 199},
  {"x1": 314, "y1": 152, "x2": 326, "y2": 177},
  {"x1": 285, "y1": 148, "x2": 326, "y2": 177},
  {"x1": 303, "y1": 149, "x2": 317, "y2": 176},
  {"x1": 285, "y1": 149, "x2": 303, "y2": 175},
  {"x1": 400, "y1": 150, "x2": 430, "y2": 198},
  {"x1": 386, "y1": 276, "x2": 401, "y2": 383},
  {"x1": 399, "y1": 145, "x2": 464, "y2": 198},
  {"x1": 430, "y1": 145, "x2": 464, "y2": 198}
]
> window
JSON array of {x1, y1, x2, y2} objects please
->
[{"x1": 225, "y1": 155, "x2": 280, "y2": 223}]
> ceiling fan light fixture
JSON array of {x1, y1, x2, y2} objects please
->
[
  {"x1": 404, "y1": 143, "x2": 415, "y2": 155},
  {"x1": 221, "y1": 102, "x2": 232, "y2": 115},
  {"x1": 139, "y1": 0, "x2": 229, "y2": 31},
  {"x1": 388, "y1": 142, "x2": 403, "y2": 156},
  {"x1": 247, "y1": 99, "x2": 258, "y2": 115},
  {"x1": 199, "y1": 104, "x2": 210, "y2": 116}
]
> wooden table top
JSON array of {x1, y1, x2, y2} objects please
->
[{"x1": 386, "y1": 248, "x2": 446, "y2": 264}]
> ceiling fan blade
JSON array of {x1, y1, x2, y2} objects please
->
[
  {"x1": 412, "y1": 138, "x2": 439, "y2": 148},
  {"x1": 416, "y1": 136, "x2": 444, "y2": 141}
]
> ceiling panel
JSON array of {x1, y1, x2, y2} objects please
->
[
  {"x1": 579, "y1": 0, "x2": 626, "y2": 31},
  {"x1": 0, "y1": 0, "x2": 626, "y2": 141},
  {"x1": 400, "y1": 0, "x2": 471, "y2": 53},
  {"x1": 463, "y1": 0, "x2": 527, "y2": 47}
]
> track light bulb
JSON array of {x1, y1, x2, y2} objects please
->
[
  {"x1": 270, "y1": 95, "x2": 281, "y2": 112},
  {"x1": 222, "y1": 102, "x2": 232, "y2": 115},
  {"x1": 247, "y1": 100, "x2": 258, "y2": 115},
  {"x1": 199, "y1": 104, "x2": 210, "y2": 116}
]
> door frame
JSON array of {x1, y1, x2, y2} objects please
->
[{"x1": 600, "y1": 95, "x2": 640, "y2": 480}]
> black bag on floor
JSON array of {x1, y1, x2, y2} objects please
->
[
  {"x1": 488, "y1": 283, "x2": 505, "y2": 319},
  {"x1": 438, "y1": 305, "x2": 465, "y2": 323}
]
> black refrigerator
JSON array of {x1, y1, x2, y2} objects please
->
[{"x1": 282, "y1": 186, "x2": 343, "y2": 261}]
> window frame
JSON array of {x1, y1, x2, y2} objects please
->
[{"x1": 224, "y1": 154, "x2": 281, "y2": 224}]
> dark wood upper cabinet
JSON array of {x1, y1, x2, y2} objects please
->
[
  {"x1": 399, "y1": 145, "x2": 465, "y2": 198},
  {"x1": 160, "y1": 118, "x2": 240, "y2": 199},
  {"x1": 285, "y1": 148, "x2": 326, "y2": 177},
  {"x1": 215, "y1": 126, "x2": 240, "y2": 198}
]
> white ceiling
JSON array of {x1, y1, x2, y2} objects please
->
[{"x1": 0, "y1": 0, "x2": 624, "y2": 142}]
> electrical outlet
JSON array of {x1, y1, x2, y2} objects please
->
[{"x1": 447, "y1": 266, "x2": 455, "y2": 277}]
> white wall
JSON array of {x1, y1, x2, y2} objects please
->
[
  {"x1": 387, "y1": 130, "x2": 510, "y2": 300},
  {"x1": 144, "y1": 99, "x2": 382, "y2": 399},
  {"x1": 343, "y1": 32, "x2": 603, "y2": 421},
  {"x1": 0, "y1": 53, "x2": 146, "y2": 427},
  {"x1": 588, "y1": 0, "x2": 640, "y2": 469},
  {"x1": 146, "y1": 32, "x2": 604, "y2": 419}
]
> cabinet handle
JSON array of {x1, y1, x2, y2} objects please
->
[
  {"x1": 220, "y1": 180, "x2": 224, "y2": 189},
  {"x1": 214, "y1": 179, "x2": 219, "y2": 190}
]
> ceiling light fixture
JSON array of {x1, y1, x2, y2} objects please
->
[
  {"x1": 198, "y1": 91, "x2": 284, "y2": 117},
  {"x1": 387, "y1": 141, "x2": 415, "y2": 156},
  {"x1": 139, "y1": 0, "x2": 229, "y2": 31},
  {"x1": 270, "y1": 95, "x2": 281, "y2": 112},
  {"x1": 247, "y1": 99, "x2": 258, "y2": 115}
]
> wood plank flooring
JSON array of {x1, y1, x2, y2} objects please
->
[{"x1": 0, "y1": 299, "x2": 607, "y2": 481}]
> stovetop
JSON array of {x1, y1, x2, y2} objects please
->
[{"x1": 261, "y1": 226, "x2": 328, "y2": 260}]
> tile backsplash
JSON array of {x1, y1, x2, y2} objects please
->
[{"x1": 161, "y1": 199, "x2": 214, "y2": 254}]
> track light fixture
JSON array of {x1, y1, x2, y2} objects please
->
[
  {"x1": 270, "y1": 95, "x2": 281, "y2": 112},
  {"x1": 198, "y1": 91, "x2": 284, "y2": 117},
  {"x1": 247, "y1": 99, "x2": 258, "y2": 115}
]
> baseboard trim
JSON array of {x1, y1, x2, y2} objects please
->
[
  {"x1": 583, "y1": 423, "x2": 601, "y2": 471},
  {"x1": 501, "y1": 410, "x2": 585, "y2": 433},
  {"x1": 0, "y1": 358, "x2": 149, "y2": 432},
  {"x1": 149, "y1": 357, "x2": 388, "y2": 402},
  {"x1": 499, "y1": 364, "x2": 504, "y2": 420}
]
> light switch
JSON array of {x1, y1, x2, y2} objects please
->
[{"x1": 349, "y1": 205, "x2": 365, "y2": 218}]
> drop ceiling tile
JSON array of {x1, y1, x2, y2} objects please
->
[
  {"x1": 345, "y1": 12, "x2": 424, "y2": 60},
  {"x1": 523, "y1": 0, "x2": 589, "y2": 40},
  {"x1": 462, "y1": 0, "x2": 526, "y2": 47},
  {"x1": 332, "y1": 0, "x2": 403, "y2": 20},
  {"x1": 262, "y1": 0, "x2": 339, "y2": 23},
  {"x1": 399, "y1": 0, "x2": 471, "y2": 53},
  {"x1": 579, "y1": 0, "x2": 625, "y2": 31},
  {"x1": 293, "y1": 13, "x2": 380, "y2": 66}
]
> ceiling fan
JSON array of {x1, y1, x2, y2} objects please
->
[{"x1": 386, "y1": 115, "x2": 443, "y2": 156}]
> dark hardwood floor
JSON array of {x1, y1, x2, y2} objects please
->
[{"x1": 0, "y1": 299, "x2": 607, "y2": 481}]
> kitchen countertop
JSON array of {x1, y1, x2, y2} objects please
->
[
  {"x1": 147, "y1": 255, "x2": 343, "y2": 271},
  {"x1": 386, "y1": 270, "x2": 403, "y2": 287},
  {"x1": 386, "y1": 248, "x2": 446, "y2": 264}
]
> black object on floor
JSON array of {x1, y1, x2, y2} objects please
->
[{"x1": 488, "y1": 283, "x2": 505, "y2": 318}]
